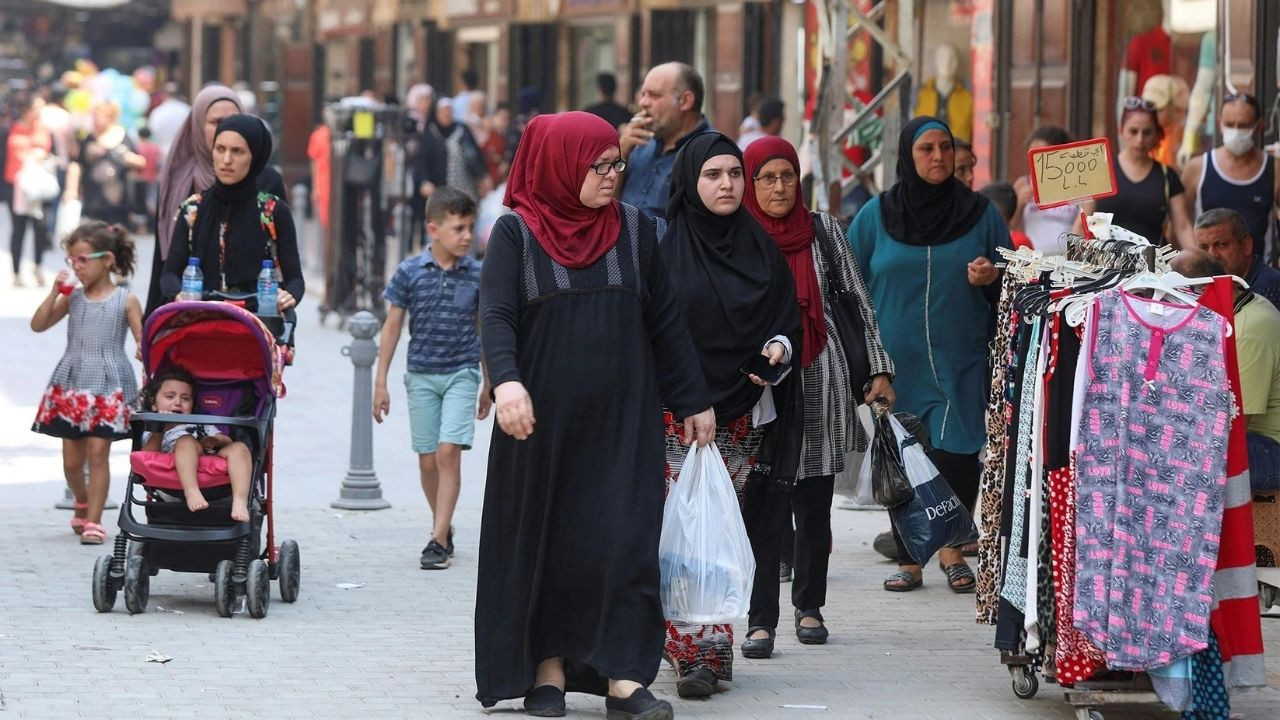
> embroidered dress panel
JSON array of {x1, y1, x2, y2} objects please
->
[{"x1": 1073, "y1": 289, "x2": 1232, "y2": 670}]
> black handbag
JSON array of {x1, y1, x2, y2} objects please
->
[{"x1": 811, "y1": 214, "x2": 872, "y2": 396}]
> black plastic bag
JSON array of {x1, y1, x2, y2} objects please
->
[{"x1": 870, "y1": 411, "x2": 913, "y2": 508}]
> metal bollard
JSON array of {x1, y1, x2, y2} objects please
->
[{"x1": 332, "y1": 311, "x2": 391, "y2": 510}]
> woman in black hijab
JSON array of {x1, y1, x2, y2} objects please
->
[
  {"x1": 161, "y1": 114, "x2": 304, "y2": 312},
  {"x1": 846, "y1": 116, "x2": 1009, "y2": 594},
  {"x1": 659, "y1": 131, "x2": 803, "y2": 699}
]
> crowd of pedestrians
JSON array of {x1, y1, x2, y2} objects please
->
[{"x1": 11, "y1": 53, "x2": 1280, "y2": 720}]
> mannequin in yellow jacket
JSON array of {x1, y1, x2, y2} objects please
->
[{"x1": 914, "y1": 43, "x2": 974, "y2": 143}]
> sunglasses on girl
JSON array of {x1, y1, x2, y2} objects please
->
[
  {"x1": 1122, "y1": 96, "x2": 1157, "y2": 112},
  {"x1": 65, "y1": 251, "x2": 109, "y2": 267}
]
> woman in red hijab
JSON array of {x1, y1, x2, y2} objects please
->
[
  {"x1": 476, "y1": 111, "x2": 714, "y2": 720},
  {"x1": 739, "y1": 136, "x2": 896, "y2": 656}
]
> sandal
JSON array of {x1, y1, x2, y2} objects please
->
[
  {"x1": 940, "y1": 561, "x2": 976, "y2": 593},
  {"x1": 80, "y1": 522, "x2": 107, "y2": 545},
  {"x1": 71, "y1": 501, "x2": 89, "y2": 535},
  {"x1": 883, "y1": 569, "x2": 923, "y2": 592}
]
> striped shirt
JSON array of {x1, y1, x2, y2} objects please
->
[{"x1": 384, "y1": 250, "x2": 482, "y2": 374}]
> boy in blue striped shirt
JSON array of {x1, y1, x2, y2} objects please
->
[{"x1": 374, "y1": 187, "x2": 490, "y2": 569}]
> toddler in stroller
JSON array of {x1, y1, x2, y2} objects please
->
[{"x1": 140, "y1": 366, "x2": 252, "y2": 521}]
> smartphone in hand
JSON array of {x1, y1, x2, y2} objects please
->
[{"x1": 740, "y1": 354, "x2": 787, "y2": 385}]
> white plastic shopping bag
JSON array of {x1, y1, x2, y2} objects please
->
[{"x1": 658, "y1": 442, "x2": 756, "y2": 624}]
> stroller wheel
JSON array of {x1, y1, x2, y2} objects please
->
[
  {"x1": 124, "y1": 555, "x2": 150, "y2": 615},
  {"x1": 278, "y1": 540, "x2": 301, "y2": 603},
  {"x1": 91, "y1": 554, "x2": 117, "y2": 613},
  {"x1": 213, "y1": 560, "x2": 236, "y2": 618},
  {"x1": 246, "y1": 559, "x2": 271, "y2": 619}
]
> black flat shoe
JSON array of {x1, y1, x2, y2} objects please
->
[
  {"x1": 795, "y1": 608, "x2": 829, "y2": 645},
  {"x1": 675, "y1": 666, "x2": 717, "y2": 698},
  {"x1": 523, "y1": 684, "x2": 566, "y2": 717},
  {"x1": 605, "y1": 688, "x2": 673, "y2": 720},
  {"x1": 741, "y1": 626, "x2": 776, "y2": 658}
]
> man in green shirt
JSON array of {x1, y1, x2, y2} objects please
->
[{"x1": 1173, "y1": 248, "x2": 1280, "y2": 490}]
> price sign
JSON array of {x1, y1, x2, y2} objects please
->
[
  {"x1": 1027, "y1": 137, "x2": 1117, "y2": 209},
  {"x1": 352, "y1": 110, "x2": 375, "y2": 139}
]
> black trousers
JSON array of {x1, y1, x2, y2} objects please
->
[
  {"x1": 9, "y1": 205, "x2": 48, "y2": 275},
  {"x1": 892, "y1": 449, "x2": 980, "y2": 566},
  {"x1": 744, "y1": 474, "x2": 835, "y2": 630}
]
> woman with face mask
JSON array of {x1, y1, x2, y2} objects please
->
[
  {"x1": 1079, "y1": 98, "x2": 1193, "y2": 248},
  {"x1": 1181, "y1": 93, "x2": 1280, "y2": 260}
]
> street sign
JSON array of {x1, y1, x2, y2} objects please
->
[{"x1": 1027, "y1": 137, "x2": 1118, "y2": 209}]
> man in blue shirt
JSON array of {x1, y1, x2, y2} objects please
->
[
  {"x1": 374, "y1": 187, "x2": 490, "y2": 570},
  {"x1": 619, "y1": 62, "x2": 712, "y2": 219},
  {"x1": 1194, "y1": 207, "x2": 1280, "y2": 309}
]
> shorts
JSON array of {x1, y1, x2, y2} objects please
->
[{"x1": 405, "y1": 368, "x2": 481, "y2": 454}]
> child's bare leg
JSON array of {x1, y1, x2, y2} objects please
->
[
  {"x1": 84, "y1": 437, "x2": 113, "y2": 524},
  {"x1": 219, "y1": 442, "x2": 252, "y2": 522},
  {"x1": 173, "y1": 435, "x2": 208, "y2": 512},
  {"x1": 62, "y1": 438, "x2": 89, "y2": 517},
  {"x1": 432, "y1": 443, "x2": 462, "y2": 545},
  {"x1": 418, "y1": 452, "x2": 439, "y2": 515}
]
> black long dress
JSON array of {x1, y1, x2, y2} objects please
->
[{"x1": 475, "y1": 204, "x2": 710, "y2": 706}]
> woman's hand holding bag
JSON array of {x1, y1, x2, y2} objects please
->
[{"x1": 658, "y1": 442, "x2": 756, "y2": 624}]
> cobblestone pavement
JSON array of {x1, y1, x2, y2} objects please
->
[{"x1": 2, "y1": 227, "x2": 1278, "y2": 719}]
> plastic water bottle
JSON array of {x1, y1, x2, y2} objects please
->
[
  {"x1": 257, "y1": 260, "x2": 279, "y2": 317},
  {"x1": 179, "y1": 258, "x2": 203, "y2": 301}
]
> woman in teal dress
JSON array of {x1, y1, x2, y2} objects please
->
[{"x1": 847, "y1": 116, "x2": 1010, "y2": 593}]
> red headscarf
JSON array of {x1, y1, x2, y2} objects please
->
[
  {"x1": 503, "y1": 112, "x2": 621, "y2": 269},
  {"x1": 743, "y1": 136, "x2": 827, "y2": 367}
]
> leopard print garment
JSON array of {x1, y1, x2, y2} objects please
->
[{"x1": 975, "y1": 274, "x2": 1018, "y2": 625}]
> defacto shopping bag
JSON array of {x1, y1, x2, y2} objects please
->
[
  {"x1": 886, "y1": 415, "x2": 978, "y2": 565},
  {"x1": 658, "y1": 442, "x2": 756, "y2": 624}
]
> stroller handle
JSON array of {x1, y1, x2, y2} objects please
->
[{"x1": 200, "y1": 291, "x2": 295, "y2": 347}]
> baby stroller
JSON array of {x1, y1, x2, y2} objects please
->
[{"x1": 91, "y1": 298, "x2": 299, "y2": 618}]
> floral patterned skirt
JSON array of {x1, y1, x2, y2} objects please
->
[
  {"x1": 661, "y1": 409, "x2": 762, "y2": 682},
  {"x1": 32, "y1": 384, "x2": 132, "y2": 440}
]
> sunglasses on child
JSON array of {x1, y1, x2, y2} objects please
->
[{"x1": 65, "y1": 251, "x2": 109, "y2": 266}]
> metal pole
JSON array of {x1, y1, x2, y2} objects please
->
[{"x1": 332, "y1": 311, "x2": 391, "y2": 510}]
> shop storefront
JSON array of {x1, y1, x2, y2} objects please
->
[{"x1": 560, "y1": 0, "x2": 635, "y2": 111}]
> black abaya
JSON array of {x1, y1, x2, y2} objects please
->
[{"x1": 475, "y1": 207, "x2": 710, "y2": 706}]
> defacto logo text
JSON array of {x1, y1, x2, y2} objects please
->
[{"x1": 925, "y1": 496, "x2": 961, "y2": 521}]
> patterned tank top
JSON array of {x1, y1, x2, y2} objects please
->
[{"x1": 1072, "y1": 289, "x2": 1233, "y2": 670}]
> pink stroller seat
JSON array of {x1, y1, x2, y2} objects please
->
[{"x1": 129, "y1": 452, "x2": 231, "y2": 491}]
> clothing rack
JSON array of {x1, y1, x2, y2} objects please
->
[{"x1": 977, "y1": 230, "x2": 1266, "y2": 720}]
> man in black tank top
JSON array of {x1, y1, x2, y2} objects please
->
[{"x1": 1182, "y1": 94, "x2": 1280, "y2": 264}]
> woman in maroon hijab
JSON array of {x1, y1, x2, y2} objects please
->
[
  {"x1": 738, "y1": 136, "x2": 896, "y2": 656},
  {"x1": 475, "y1": 111, "x2": 714, "y2": 719}
]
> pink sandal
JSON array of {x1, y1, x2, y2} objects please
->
[
  {"x1": 71, "y1": 501, "x2": 89, "y2": 535},
  {"x1": 80, "y1": 522, "x2": 107, "y2": 545}
]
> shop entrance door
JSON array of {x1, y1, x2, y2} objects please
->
[{"x1": 997, "y1": 0, "x2": 1088, "y2": 181}]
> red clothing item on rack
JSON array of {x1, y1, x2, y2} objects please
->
[{"x1": 1198, "y1": 277, "x2": 1267, "y2": 689}]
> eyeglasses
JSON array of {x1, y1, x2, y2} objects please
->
[
  {"x1": 753, "y1": 172, "x2": 798, "y2": 189},
  {"x1": 589, "y1": 159, "x2": 627, "y2": 176},
  {"x1": 65, "y1": 251, "x2": 109, "y2": 267},
  {"x1": 1122, "y1": 96, "x2": 1157, "y2": 112}
]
